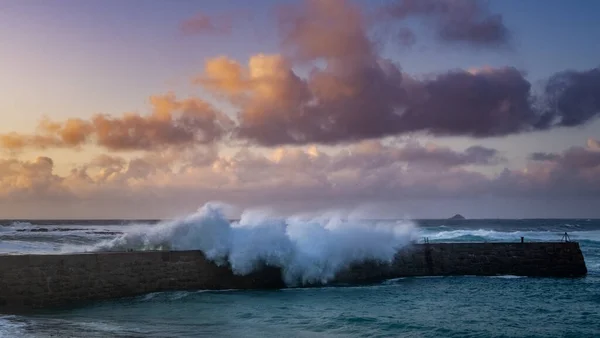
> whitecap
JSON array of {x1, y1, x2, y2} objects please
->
[{"x1": 490, "y1": 275, "x2": 526, "y2": 279}]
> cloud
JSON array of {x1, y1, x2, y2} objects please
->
[
  {"x1": 180, "y1": 12, "x2": 232, "y2": 35},
  {"x1": 86, "y1": 154, "x2": 127, "y2": 182},
  {"x1": 399, "y1": 144, "x2": 503, "y2": 166},
  {"x1": 0, "y1": 141, "x2": 502, "y2": 200},
  {"x1": 189, "y1": 0, "x2": 599, "y2": 147},
  {"x1": 400, "y1": 67, "x2": 536, "y2": 137},
  {"x1": 561, "y1": 147, "x2": 600, "y2": 169},
  {"x1": 2, "y1": 139, "x2": 600, "y2": 217},
  {"x1": 529, "y1": 152, "x2": 560, "y2": 162},
  {"x1": 531, "y1": 146, "x2": 600, "y2": 169},
  {"x1": 385, "y1": 0, "x2": 510, "y2": 47},
  {"x1": 0, "y1": 157, "x2": 66, "y2": 200},
  {"x1": 196, "y1": 0, "x2": 406, "y2": 146},
  {"x1": 539, "y1": 68, "x2": 600, "y2": 128},
  {"x1": 1, "y1": 93, "x2": 232, "y2": 152},
  {"x1": 0, "y1": 141, "x2": 500, "y2": 203},
  {"x1": 0, "y1": 133, "x2": 64, "y2": 152},
  {"x1": 588, "y1": 138, "x2": 600, "y2": 151},
  {"x1": 4, "y1": 0, "x2": 599, "y2": 153},
  {"x1": 525, "y1": 146, "x2": 600, "y2": 197},
  {"x1": 277, "y1": 0, "x2": 375, "y2": 63},
  {"x1": 330, "y1": 141, "x2": 502, "y2": 171}
]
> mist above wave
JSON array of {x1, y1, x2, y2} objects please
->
[{"x1": 92, "y1": 202, "x2": 416, "y2": 285}]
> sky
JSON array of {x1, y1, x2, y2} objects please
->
[{"x1": 0, "y1": 0, "x2": 599, "y2": 219}]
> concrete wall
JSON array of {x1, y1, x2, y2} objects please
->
[{"x1": 0, "y1": 242, "x2": 587, "y2": 312}]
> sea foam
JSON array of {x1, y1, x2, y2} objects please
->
[{"x1": 92, "y1": 202, "x2": 416, "y2": 286}]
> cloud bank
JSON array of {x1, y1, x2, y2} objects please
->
[
  {"x1": 1, "y1": 139, "x2": 599, "y2": 218},
  {"x1": 4, "y1": 0, "x2": 598, "y2": 151}
]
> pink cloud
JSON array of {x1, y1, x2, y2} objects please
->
[{"x1": 1, "y1": 140, "x2": 599, "y2": 218}]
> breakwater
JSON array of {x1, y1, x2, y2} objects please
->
[{"x1": 0, "y1": 242, "x2": 587, "y2": 312}]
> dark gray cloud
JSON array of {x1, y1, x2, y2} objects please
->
[
  {"x1": 396, "y1": 144, "x2": 502, "y2": 167},
  {"x1": 538, "y1": 68, "x2": 600, "y2": 128},
  {"x1": 529, "y1": 152, "x2": 560, "y2": 162},
  {"x1": 386, "y1": 0, "x2": 510, "y2": 47},
  {"x1": 530, "y1": 147, "x2": 600, "y2": 169},
  {"x1": 400, "y1": 67, "x2": 536, "y2": 137},
  {"x1": 327, "y1": 142, "x2": 502, "y2": 172}
]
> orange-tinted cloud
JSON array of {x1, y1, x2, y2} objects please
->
[
  {"x1": 199, "y1": 56, "x2": 248, "y2": 96},
  {"x1": 0, "y1": 118, "x2": 92, "y2": 151},
  {"x1": 0, "y1": 133, "x2": 63, "y2": 151},
  {"x1": 37, "y1": 117, "x2": 92, "y2": 146},
  {"x1": 198, "y1": 54, "x2": 308, "y2": 101},
  {"x1": 0, "y1": 93, "x2": 232, "y2": 152}
]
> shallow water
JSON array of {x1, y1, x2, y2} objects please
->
[{"x1": 1, "y1": 216, "x2": 599, "y2": 337}]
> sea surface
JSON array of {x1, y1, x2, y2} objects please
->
[{"x1": 1, "y1": 207, "x2": 599, "y2": 337}]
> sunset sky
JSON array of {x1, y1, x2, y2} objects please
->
[{"x1": 1, "y1": 0, "x2": 599, "y2": 219}]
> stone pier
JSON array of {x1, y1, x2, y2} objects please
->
[{"x1": 0, "y1": 242, "x2": 587, "y2": 312}]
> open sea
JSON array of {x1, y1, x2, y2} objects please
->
[{"x1": 1, "y1": 206, "x2": 599, "y2": 337}]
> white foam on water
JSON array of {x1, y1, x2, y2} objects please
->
[
  {"x1": 169, "y1": 291, "x2": 193, "y2": 301},
  {"x1": 91, "y1": 202, "x2": 416, "y2": 286},
  {"x1": 382, "y1": 277, "x2": 407, "y2": 284},
  {"x1": 490, "y1": 275, "x2": 526, "y2": 279},
  {"x1": 0, "y1": 316, "x2": 26, "y2": 338},
  {"x1": 418, "y1": 228, "x2": 600, "y2": 243}
]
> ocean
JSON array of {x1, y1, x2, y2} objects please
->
[{"x1": 1, "y1": 205, "x2": 599, "y2": 338}]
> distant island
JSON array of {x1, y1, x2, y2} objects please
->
[{"x1": 448, "y1": 214, "x2": 466, "y2": 220}]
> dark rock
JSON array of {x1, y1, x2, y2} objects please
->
[{"x1": 448, "y1": 214, "x2": 466, "y2": 220}]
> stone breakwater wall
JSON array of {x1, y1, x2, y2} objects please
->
[
  {"x1": 336, "y1": 242, "x2": 587, "y2": 283},
  {"x1": 0, "y1": 242, "x2": 587, "y2": 312}
]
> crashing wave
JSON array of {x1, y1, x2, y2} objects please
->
[{"x1": 91, "y1": 202, "x2": 416, "y2": 286}]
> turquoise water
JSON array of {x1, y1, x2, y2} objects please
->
[{"x1": 1, "y1": 218, "x2": 599, "y2": 337}]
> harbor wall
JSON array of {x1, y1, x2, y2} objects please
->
[
  {"x1": 0, "y1": 242, "x2": 587, "y2": 312},
  {"x1": 335, "y1": 242, "x2": 587, "y2": 283}
]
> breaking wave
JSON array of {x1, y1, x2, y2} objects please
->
[{"x1": 92, "y1": 202, "x2": 416, "y2": 286}]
